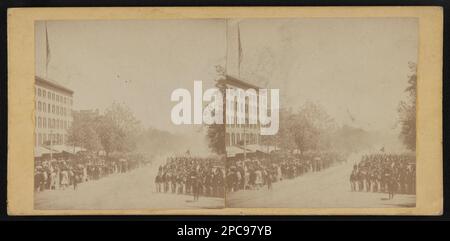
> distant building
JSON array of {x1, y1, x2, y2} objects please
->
[
  {"x1": 34, "y1": 76, "x2": 74, "y2": 147},
  {"x1": 78, "y1": 109, "x2": 100, "y2": 117}
]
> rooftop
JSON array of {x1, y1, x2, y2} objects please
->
[
  {"x1": 217, "y1": 75, "x2": 262, "y2": 90},
  {"x1": 35, "y1": 76, "x2": 74, "y2": 95}
]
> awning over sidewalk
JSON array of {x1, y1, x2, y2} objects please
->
[
  {"x1": 226, "y1": 146, "x2": 244, "y2": 158},
  {"x1": 34, "y1": 145, "x2": 85, "y2": 157},
  {"x1": 34, "y1": 146, "x2": 53, "y2": 157},
  {"x1": 51, "y1": 145, "x2": 85, "y2": 154},
  {"x1": 256, "y1": 145, "x2": 280, "y2": 154}
]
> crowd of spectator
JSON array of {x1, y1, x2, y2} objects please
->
[
  {"x1": 34, "y1": 155, "x2": 144, "y2": 192},
  {"x1": 226, "y1": 152, "x2": 343, "y2": 192}
]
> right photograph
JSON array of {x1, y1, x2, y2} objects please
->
[{"x1": 223, "y1": 18, "x2": 417, "y2": 208}]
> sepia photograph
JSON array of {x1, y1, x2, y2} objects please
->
[
  {"x1": 222, "y1": 18, "x2": 418, "y2": 208},
  {"x1": 31, "y1": 17, "x2": 418, "y2": 210},
  {"x1": 33, "y1": 19, "x2": 229, "y2": 209}
]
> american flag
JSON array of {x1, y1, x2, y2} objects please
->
[
  {"x1": 45, "y1": 22, "x2": 51, "y2": 77},
  {"x1": 237, "y1": 22, "x2": 243, "y2": 77}
]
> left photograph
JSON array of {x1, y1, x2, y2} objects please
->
[{"x1": 33, "y1": 20, "x2": 227, "y2": 210}]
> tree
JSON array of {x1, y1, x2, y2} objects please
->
[
  {"x1": 297, "y1": 102, "x2": 335, "y2": 151},
  {"x1": 398, "y1": 62, "x2": 417, "y2": 151},
  {"x1": 274, "y1": 102, "x2": 335, "y2": 154},
  {"x1": 96, "y1": 103, "x2": 141, "y2": 157},
  {"x1": 274, "y1": 108, "x2": 297, "y2": 151},
  {"x1": 207, "y1": 123, "x2": 226, "y2": 155},
  {"x1": 206, "y1": 80, "x2": 226, "y2": 155},
  {"x1": 67, "y1": 110, "x2": 102, "y2": 152}
]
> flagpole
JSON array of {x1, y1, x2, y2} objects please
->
[
  {"x1": 244, "y1": 122, "x2": 246, "y2": 160},
  {"x1": 45, "y1": 21, "x2": 51, "y2": 79},
  {"x1": 225, "y1": 19, "x2": 228, "y2": 75},
  {"x1": 237, "y1": 22, "x2": 242, "y2": 79},
  {"x1": 45, "y1": 22, "x2": 48, "y2": 79},
  {"x1": 237, "y1": 21, "x2": 246, "y2": 160}
]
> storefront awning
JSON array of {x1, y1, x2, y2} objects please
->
[
  {"x1": 34, "y1": 146, "x2": 54, "y2": 158},
  {"x1": 51, "y1": 145, "x2": 85, "y2": 154}
]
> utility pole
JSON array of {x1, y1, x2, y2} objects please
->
[
  {"x1": 50, "y1": 129, "x2": 53, "y2": 161},
  {"x1": 243, "y1": 122, "x2": 246, "y2": 160}
]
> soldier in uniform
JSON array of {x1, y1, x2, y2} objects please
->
[
  {"x1": 171, "y1": 173, "x2": 177, "y2": 194},
  {"x1": 163, "y1": 172, "x2": 169, "y2": 193},
  {"x1": 154, "y1": 172, "x2": 162, "y2": 192},
  {"x1": 191, "y1": 170, "x2": 200, "y2": 201},
  {"x1": 387, "y1": 171, "x2": 397, "y2": 200},
  {"x1": 350, "y1": 168, "x2": 357, "y2": 192}
]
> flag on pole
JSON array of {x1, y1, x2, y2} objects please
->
[
  {"x1": 237, "y1": 22, "x2": 243, "y2": 77},
  {"x1": 45, "y1": 22, "x2": 51, "y2": 77}
]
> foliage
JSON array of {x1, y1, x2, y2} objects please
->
[
  {"x1": 66, "y1": 110, "x2": 102, "y2": 151},
  {"x1": 274, "y1": 102, "x2": 335, "y2": 153},
  {"x1": 98, "y1": 103, "x2": 141, "y2": 155},
  {"x1": 205, "y1": 80, "x2": 226, "y2": 155},
  {"x1": 67, "y1": 103, "x2": 141, "y2": 156},
  {"x1": 398, "y1": 62, "x2": 417, "y2": 151}
]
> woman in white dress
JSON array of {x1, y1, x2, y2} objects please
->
[
  {"x1": 255, "y1": 170, "x2": 263, "y2": 188},
  {"x1": 60, "y1": 170, "x2": 69, "y2": 190},
  {"x1": 50, "y1": 170, "x2": 57, "y2": 190}
]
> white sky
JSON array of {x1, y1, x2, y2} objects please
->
[{"x1": 36, "y1": 18, "x2": 417, "y2": 135}]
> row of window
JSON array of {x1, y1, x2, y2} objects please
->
[
  {"x1": 225, "y1": 122, "x2": 260, "y2": 129},
  {"x1": 225, "y1": 132, "x2": 260, "y2": 146},
  {"x1": 36, "y1": 101, "x2": 70, "y2": 117},
  {"x1": 225, "y1": 105, "x2": 259, "y2": 126},
  {"x1": 35, "y1": 132, "x2": 67, "y2": 146},
  {"x1": 226, "y1": 102, "x2": 258, "y2": 115},
  {"x1": 36, "y1": 87, "x2": 73, "y2": 105},
  {"x1": 36, "y1": 117, "x2": 71, "y2": 130}
]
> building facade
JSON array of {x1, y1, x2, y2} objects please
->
[
  {"x1": 34, "y1": 76, "x2": 74, "y2": 147},
  {"x1": 218, "y1": 75, "x2": 262, "y2": 158}
]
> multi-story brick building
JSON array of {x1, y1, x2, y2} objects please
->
[{"x1": 34, "y1": 76, "x2": 74, "y2": 147}]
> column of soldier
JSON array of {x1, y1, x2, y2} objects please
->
[
  {"x1": 226, "y1": 152, "x2": 341, "y2": 192},
  {"x1": 154, "y1": 156, "x2": 226, "y2": 199},
  {"x1": 349, "y1": 153, "x2": 416, "y2": 198}
]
